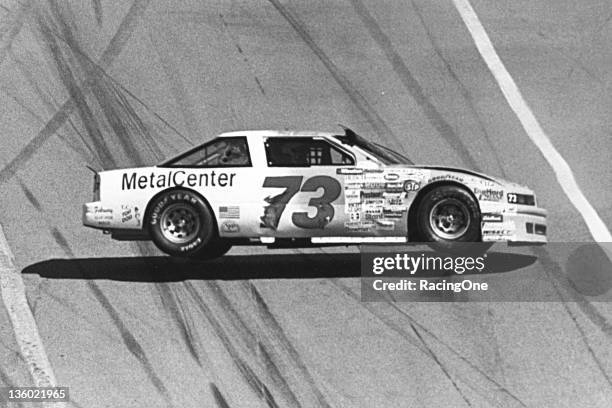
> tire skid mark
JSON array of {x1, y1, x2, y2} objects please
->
[
  {"x1": 210, "y1": 382, "x2": 232, "y2": 408},
  {"x1": 36, "y1": 10, "x2": 116, "y2": 167},
  {"x1": 408, "y1": 322, "x2": 473, "y2": 407},
  {"x1": 155, "y1": 283, "x2": 202, "y2": 367},
  {"x1": 182, "y1": 282, "x2": 287, "y2": 408},
  {"x1": 86, "y1": 281, "x2": 174, "y2": 407},
  {"x1": 91, "y1": 0, "x2": 102, "y2": 26},
  {"x1": 348, "y1": 0, "x2": 479, "y2": 171},
  {"x1": 245, "y1": 282, "x2": 333, "y2": 408},
  {"x1": 40, "y1": 6, "x2": 149, "y2": 166},
  {"x1": 331, "y1": 280, "x2": 527, "y2": 408},
  {"x1": 533, "y1": 247, "x2": 612, "y2": 388},
  {"x1": 148, "y1": 29, "x2": 200, "y2": 140},
  {"x1": 267, "y1": 0, "x2": 408, "y2": 157},
  {"x1": 133, "y1": 243, "x2": 207, "y2": 368},
  {"x1": 199, "y1": 281, "x2": 304, "y2": 408},
  {"x1": 0, "y1": 0, "x2": 151, "y2": 185},
  {"x1": 49, "y1": 227, "x2": 73, "y2": 257},
  {"x1": 48, "y1": 237, "x2": 174, "y2": 406},
  {"x1": 409, "y1": 0, "x2": 506, "y2": 175},
  {"x1": 17, "y1": 178, "x2": 43, "y2": 212},
  {"x1": 219, "y1": 13, "x2": 266, "y2": 96},
  {"x1": 0, "y1": 1, "x2": 31, "y2": 65},
  {"x1": 236, "y1": 357, "x2": 281, "y2": 408},
  {"x1": 37, "y1": 285, "x2": 117, "y2": 343},
  {"x1": 533, "y1": 247, "x2": 612, "y2": 338}
]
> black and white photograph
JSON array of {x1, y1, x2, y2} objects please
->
[{"x1": 0, "y1": 0, "x2": 611, "y2": 406}]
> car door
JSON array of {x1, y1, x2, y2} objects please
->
[{"x1": 259, "y1": 136, "x2": 354, "y2": 238}]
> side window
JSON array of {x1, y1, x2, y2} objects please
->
[
  {"x1": 265, "y1": 138, "x2": 354, "y2": 167},
  {"x1": 165, "y1": 137, "x2": 251, "y2": 167}
]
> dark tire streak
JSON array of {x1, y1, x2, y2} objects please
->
[
  {"x1": 408, "y1": 323, "x2": 473, "y2": 407},
  {"x1": 331, "y1": 280, "x2": 528, "y2": 408},
  {"x1": 182, "y1": 282, "x2": 286, "y2": 408},
  {"x1": 156, "y1": 283, "x2": 202, "y2": 367},
  {"x1": 267, "y1": 0, "x2": 409, "y2": 158},
  {"x1": 533, "y1": 247, "x2": 612, "y2": 388},
  {"x1": 210, "y1": 382, "x2": 232, "y2": 408},
  {"x1": 245, "y1": 282, "x2": 333, "y2": 408},
  {"x1": 348, "y1": 0, "x2": 480, "y2": 171},
  {"x1": 18, "y1": 179, "x2": 43, "y2": 212},
  {"x1": 86, "y1": 281, "x2": 174, "y2": 408},
  {"x1": 0, "y1": 0, "x2": 151, "y2": 185},
  {"x1": 409, "y1": 0, "x2": 506, "y2": 175},
  {"x1": 38, "y1": 212, "x2": 174, "y2": 405},
  {"x1": 200, "y1": 281, "x2": 303, "y2": 408},
  {"x1": 37, "y1": 11, "x2": 116, "y2": 168},
  {"x1": 219, "y1": 14, "x2": 267, "y2": 96}
]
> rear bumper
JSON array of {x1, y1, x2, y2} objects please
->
[
  {"x1": 482, "y1": 207, "x2": 547, "y2": 244},
  {"x1": 82, "y1": 201, "x2": 113, "y2": 229}
]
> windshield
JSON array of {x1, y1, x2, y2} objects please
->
[{"x1": 334, "y1": 132, "x2": 411, "y2": 165}]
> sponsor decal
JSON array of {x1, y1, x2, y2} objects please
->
[
  {"x1": 121, "y1": 206, "x2": 132, "y2": 223},
  {"x1": 385, "y1": 196, "x2": 404, "y2": 206},
  {"x1": 345, "y1": 190, "x2": 361, "y2": 204},
  {"x1": 364, "y1": 168, "x2": 384, "y2": 173},
  {"x1": 121, "y1": 171, "x2": 236, "y2": 190},
  {"x1": 345, "y1": 182, "x2": 363, "y2": 189},
  {"x1": 474, "y1": 188, "x2": 504, "y2": 202},
  {"x1": 361, "y1": 191, "x2": 383, "y2": 199},
  {"x1": 383, "y1": 204, "x2": 405, "y2": 212},
  {"x1": 348, "y1": 211, "x2": 361, "y2": 221},
  {"x1": 403, "y1": 180, "x2": 420, "y2": 192},
  {"x1": 221, "y1": 221, "x2": 240, "y2": 233},
  {"x1": 383, "y1": 209, "x2": 404, "y2": 218},
  {"x1": 134, "y1": 207, "x2": 141, "y2": 226},
  {"x1": 482, "y1": 213, "x2": 503, "y2": 222},
  {"x1": 362, "y1": 182, "x2": 386, "y2": 189},
  {"x1": 428, "y1": 174, "x2": 464, "y2": 183},
  {"x1": 337, "y1": 168, "x2": 364, "y2": 175},
  {"x1": 385, "y1": 182, "x2": 404, "y2": 190},
  {"x1": 219, "y1": 206, "x2": 240, "y2": 219},
  {"x1": 384, "y1": 173, "x2": 400, "y2": 181},
  {"x1": 364, "y1": 198, "x2": 385, "y2": 206},
  {"x1": 364, "y1": 212, "x2": 383, "y2": 221},
  {"x1": 93, "y1": 207, "x2": 113, "y2": 222}
]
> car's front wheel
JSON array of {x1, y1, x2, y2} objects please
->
[
  {"x1": 416, "y1": 185, "x2": 487, "y2": 254},
  {"x1": 148, "y1": 189, "x2": 215, "y2": 257}
]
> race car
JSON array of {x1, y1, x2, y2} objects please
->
[{"x1": 83, "y1": 128, "x2": 547, "y2": 258}]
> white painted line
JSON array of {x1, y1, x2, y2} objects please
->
[
  {"x1": 0, "y1": 224, "x2": 63, "y2": 407},
  {"x1": 452, "y1": 0, "x2": 612, "y2": 246}
]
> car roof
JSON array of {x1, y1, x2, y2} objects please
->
[{"x1": 217, "y1": 130, "x2": 340, "y2": 138}]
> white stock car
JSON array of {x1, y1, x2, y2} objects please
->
[{"x1": 83, "y1": 128, "x2": 547, "y2": 259}]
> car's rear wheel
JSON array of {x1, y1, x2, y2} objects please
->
[
  {"x1": 148, "y1": 190, "x2": 215, "y2": 257},
  {"x1": 416, "y1": 185, "x2": 489, "y2": 254}
]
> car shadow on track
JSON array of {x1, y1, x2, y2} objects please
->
[{"x1": 22, "y1": 251, "x2": 537, "y2": 282}]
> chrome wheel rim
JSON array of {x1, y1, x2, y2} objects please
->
[
  {"x1": 160, "y1": 203, "x2": 200, "y2": 244},
  {"x1": 429, "y1": 198, "x2": 470, "y2": 240}
]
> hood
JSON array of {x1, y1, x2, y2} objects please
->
[{"x1": 389, "y1": 164, "x2": 531, "y2": 191}]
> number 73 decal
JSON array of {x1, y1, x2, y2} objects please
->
[{"x1": 260, "y1": 176, "x2": 341, "y2": 230}]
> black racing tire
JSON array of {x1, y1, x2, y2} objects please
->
[
  {"x1": 416, "y1": 185, "x2": 487, "y2": 255},
  {"x1": 148, "y1": 189, "x2": 215, "y2": 257},
  {"x1": 193, "y1": 240, "x2": 232, "y2": 260}
]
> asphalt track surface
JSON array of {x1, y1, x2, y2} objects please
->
[{"x1": 1, "y1": 0, "x2": 612, "y2": 407}]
